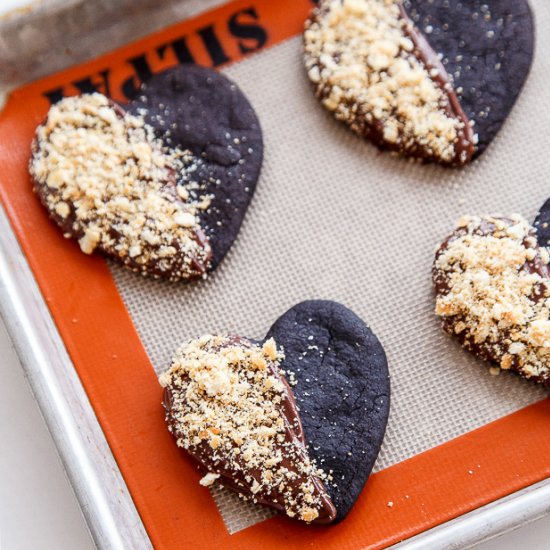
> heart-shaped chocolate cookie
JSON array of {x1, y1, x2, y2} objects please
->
[
  {"x1": 30, "y1": 65, "x2": 262, "y2": 280},
  {"x1": 304, "y1": 0, "x2": 533, "y2": 166},
  {"x1": 534, "y1": 197, "x2": 550, "y2": 247},
  {"x1": 160, "y1": 300, "x2": 390, "y2": 524},
  {"x1": 434, "y1": 214, "x2": 550, "y2": 386}
]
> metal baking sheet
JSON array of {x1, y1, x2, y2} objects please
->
[{"x1": 0, "y1": 0, "x2": 549, "y2": 548}]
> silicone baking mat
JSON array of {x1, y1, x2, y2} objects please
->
[{"x1": 0, "y1": 0, "x2": 549, "y2": 548}]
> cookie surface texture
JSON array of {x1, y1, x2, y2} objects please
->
[
  {"x1": 434, "y1": 215, "x2": 550, "y2": 386},
  {"x1": 266, "y1": 300, "x2": 390, "y2": 522},
  {"x1": 534, "y1": 197, "x2": 550, "y2": 247},
  {"x1": 404, "y1": 0, "x2": 534, "y2": 157}
]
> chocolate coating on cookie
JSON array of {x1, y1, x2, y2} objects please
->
[
  {"x1": 127, "y1": 65, "x2": 263, "y2": 270},
  {"x1": 304, "y1": 0, "x2": 476, "y2": 166},
  {"x1": 266, "y1": 300, "x2": 390, "y2": 522},
  {"x1": 160, "y1": 335, "x2": 336, "y2": 524},
  {"x1": 30, "y1": 93, "x2": 211, "y2": 281},
  {"x1": 434, "y1": 215, "x2": 550, "y2": 386}
]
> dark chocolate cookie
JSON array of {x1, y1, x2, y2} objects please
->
[
  {"x1": 404, "y1": 0, "x2": 534, "y2": 157},
  {"x1": 304, "y1": 0, "x2": 533, "y2": 165},
  {"x1": 30, "y1": 65, "x2": 262, "y2": 280},
  {"x1": 266, "y1": 300, "x2": 390, "y2": 522},
  {"x1": 128, "y1": 65, "x2": 263, "y2": 270},
  {"x1": 434, "y1": 214, "x2": 550, "y2": 386},
  {"x1": 31, "y1": 93, "x2": 215, "y2": 281},
  {"x1": 160, "y1": 301, "x2": 390, "y2": 524}
]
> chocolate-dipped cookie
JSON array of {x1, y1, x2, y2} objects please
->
[
  {"x1": 160, "y1": 301, "x2": 390, "y2": 524},
  {"x1": 304, "y1": 0, "x2": 533, "y2": 166},
  {"x1": 30, "y1": 65, "x2": 263, "y2": 281},
  {"x1": 434, "y1": 215, "x2": 550, "y2": 386},
  {"x1": 161, "y1": 335, "x2": 337, "y2": 524}
]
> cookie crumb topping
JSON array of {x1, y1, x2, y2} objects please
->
[
  {"x1": 304, "y1": 0, "x2": 476, "y2": 164},
  {"x1": 199, "y1": 472, "x2": 220, "y2": 487},
  {"x1": 434, "y1": 215, "x2": 550, "y2": 384},
  {"x1": 30, "y1": 93, "x2": 211, "y2": 280},
  {"x1": 160, "y1": 335, "x2": 336, "y2": 523}
]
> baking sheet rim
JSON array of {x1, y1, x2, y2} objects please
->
[
  {"x1": 1, "y1": 0, "x2": 550, "y2": 544},
  {"x1": 0, "y1": 203, "x2": 150, "y2": 550}
]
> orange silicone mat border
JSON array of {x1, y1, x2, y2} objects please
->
[{"x1": 0, "y1": 1, "x2": 549, "y2": 548}]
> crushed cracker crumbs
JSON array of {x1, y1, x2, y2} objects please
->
[
  {"x1": 434, "y1": 215, "x2": 550, "y2": 385},
  {"x1": 30, "y1": 93, "x2": 211, "y2": 281},
  {"x1": 304, "y1": 0, "x2": 476, "y2": 164},
  {"x1": 160, "y1": 335, "x2": 336, "y2": 523}
]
